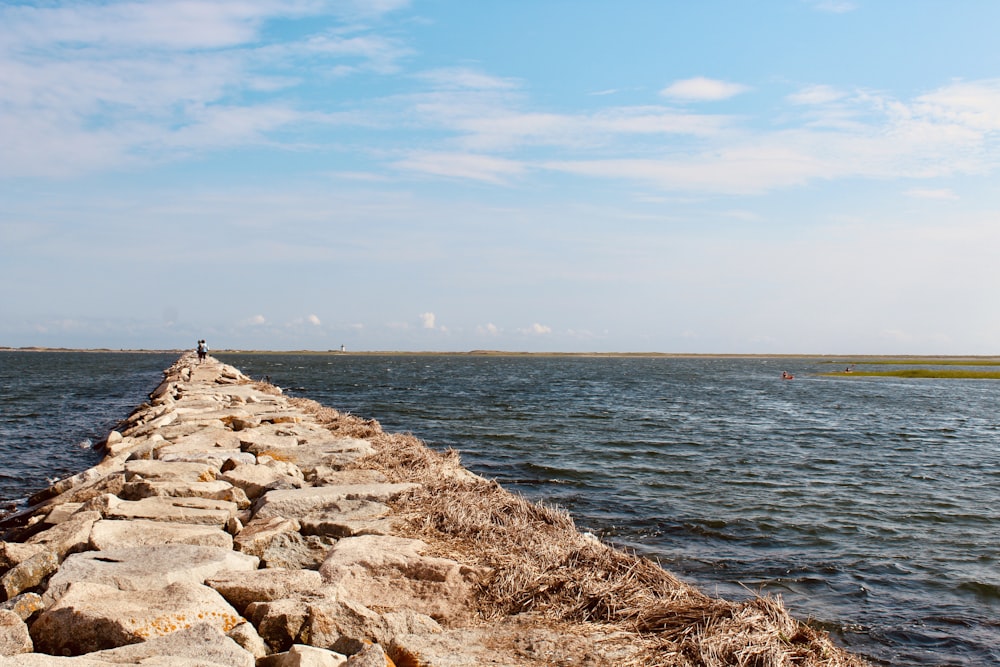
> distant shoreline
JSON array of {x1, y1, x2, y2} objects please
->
[{"x1": 3, "y1": 347, "x2": 1000, "y2": 363}]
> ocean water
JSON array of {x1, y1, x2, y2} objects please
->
[{"x1": 1, "y1": 351, "x2": 997, "y2": 666}]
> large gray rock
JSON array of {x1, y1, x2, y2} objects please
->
[
  {"x1": 45, "y1": 545, "x2": 258, "y2": 602},
  {"x1": 88, "y1": 622, "x2": 254, "y2": 666},
  {"x1": 232, "y1": 516, "x2": 300, "y2": 559},
  {"x1": 0, "y1": 550, "x2": 58, "y2": 602},
  {"x1": 303, "y1": 599, "x2": 386, "y2": 655},
  {"x1": 103, "y1": 495, "x2": 238, "y2": 527},
  {"x1": 256, "y1": 532, "x2": 335, "y2": 571},
  {"x1": 297, "y1": 499, "x2": 392, "y2": 539},
  {"x1": 0, "y1": 543, "x2": 46, "y2": 571},
  {"x1": 239, "y1": 431, "x2": 374, "y2": 474},
  {"x1": 206, "y1": 568, "x2": 323, "y2": 615},
  {"x1": 30, "y1": 581, "x2": 243, "y2": 656},
  {"x1": 227, "y1": 621, "x2": 269, "y2": 659},
  {"x1": 26, "y1": 510, "x2": 102, "y2": 560},
  {"x1": 319, "y1": 536, "x2": 483, "y2": 625},
  {"x1": 159, "y1": 451, "x2": 257, "y2": 468},
  {"x1": 120, "y1": 479, "x2": 250, "y2": 509},
  {"x1": 123, "y1": 460, "x2": 217, "y2": 483},
  {"x1": 220, "y1": 464, "x2": 303, "y2": 501},
  {"x1": 244, "y1": 598, "x2": 309, "y2": 653},
  {"x1": 253, "y1": 484, "x2": 417, "y2": 521},
  {"x1": 0, "y1": 593, "x2": 44, "y2": 622},
  {"x1": 278, "y1": 644, "x2": 349, "y2": 667},
  {"x1": 89, "y1": 519, "x2": 234, "y2": 550},
  {"x1": 0, "y1": 609, "x2": 32, "y2": 655}
]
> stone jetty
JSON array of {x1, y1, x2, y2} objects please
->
[{"x1": 0, "y1": 354, "x2": 868, "y2": 666}]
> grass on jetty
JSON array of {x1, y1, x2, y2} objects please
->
[
  {"x1": 833, "y1": 369, "x2": 1000, "y2": 379},
  {"x1": 290, "y1": 396, "x2": 869, "y2": 667}
]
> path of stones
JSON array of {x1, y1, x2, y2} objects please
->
[{"x1": 0, "y1": 354, "x2": 506, "y2": 666}]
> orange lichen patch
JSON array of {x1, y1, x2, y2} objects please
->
[
  {"x1": 255, "y1": 450, "x2": 293, "y2": 463},
  {"x1": 266, "y1": 415, "x2": 301, "y2": 424},
  {"x1": 132, "y1": 611, "x2": 242, "y2": 639}
]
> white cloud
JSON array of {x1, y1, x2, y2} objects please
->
[
  {"x1": 477, "y1": 323, "x2": 500, "y2": 335},
  {"x1": 519, "y1": 323, "x2": 552, "y2": 335},
  {"x1": 417, "y1": 67, "x2": 519, "y2": 91},
  {"x1": 660, "y1": 77, "x2": 750, "y2": 102},
  {"x1": 419, "y1": 312, "x2": 436, "y2": 329},
  {"x1": 787, "y1": 84, "x2": 848, "y2": 106},
  {"x1": 307, "y1": 314, "x2": 322, "y2": 325},
  {"x1": 394, "y1": 152, "x2": 525, "y2": 184},
  {"x1": 244, "y1": 315, "x2": 267, "y2": 325}
]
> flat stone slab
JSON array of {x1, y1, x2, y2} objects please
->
[
  {"x1": 45, "y1": 544, "x2": 258, "y2": 602},
  {"x1": 297, "y1": 499, "x2": 392, "y2": 538},
  {"x1": 254, "y1": 484, "x2": 417, "y2": 521},
  {"x1": 104, "y1": 495, "x2": 237, "y2": 527},
  {"x1": 88, "y1": 622, "x2": 254, "y2": 666},
  {"x1": 123, "y1": 460, "x2": 217, "y2": 483},
  {"x1": 154, "y1": 427, "x2": 244, "y2": 457},
  {"x1": 89, "y1": 519, "x2": 234, "y2": 550},
  {"x1": 159, "y1": 451, "x2": 257, "y2": 467},
  {"x1": 30, "y1": 581, "x2": 243, "y2": 656},
  {"x1": 206, "y1": 568, "x2": 324, "y2": 615},
  {"x1": 220, "y1": 464, "x2": 304, "y2": 500}
]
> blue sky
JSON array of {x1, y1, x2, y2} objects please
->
[{"x1": 2, "y1": 0, "x2": 1000, "y2": 353}]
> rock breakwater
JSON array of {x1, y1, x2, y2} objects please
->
[{"x1": 0, "y1": 354, "x2": 868, "y2": 666}]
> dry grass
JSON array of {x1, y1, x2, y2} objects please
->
[{"x1": 298, "y1": 402, "x2": 869, "y2": 667}]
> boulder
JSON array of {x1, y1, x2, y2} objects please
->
[
  {"x1": 0, "y1": 550, "x2": 58, "y2": 602},
  {"x1": 253, "y1": 485, "x2": 417, "y2": 521},
  {"x1": 277, "y1": 644, "x2": 349, "y2": 667},
  {"x1": 0, "y1": 543, "x2": 46, "y2": 571},
  {"x1": 26, "y1": 510, "x2": 102, "y2": 560},
  {"x1": 227, "y1": 621, "x2": 269, "y2": 659},
  {"x1": 103, "y1": 496, "x2": 238, "y2": 527},
  {"x1": 244, "y1": 598, "x2": 309, "y2": 653},
  {"x1": 233, "y1": 516, "x2": 300, "y2": 559},
  {"x1": 297, "y1": 499, "x2": 392, "y2": 539},
  {"x1": 256, "y1": 532, "x2": 335, "y2": 571},
  {"x1": 220, "y1": 464, "x2": 304, "y2": 501},
  {"x1": 206, "y1": 568, "x2": 323, "y2": 615},
  {"x1": 120, "y1": 480, "x2": 250, "y2": 509},
  {"x1": 30, "y1": 581, "x2": 243, "y2": 656},
  {"x1": 44, "y1": 545, "x2": 258, "y2": 602},
  {"x1": 159, "y1": 451, "x2": 256, "y2": 468},
  {"x1": 0, "y1": 609, "x2": 32, "y2": 655},
  {"x1": 303, "y1": 599, "x2": 386, "y2": 655},
  {"x1": 89, "y1": 519, "x2": 234, "y2": 550},
  {"x1": 344, "y1": 643, "x2": 393, "y2": 667},
  {"x1": 0, "y1": 592, "x2": 44, "y2": 622},
  {"x1": 123, "y1": 460, "x2": 216, "y2": 483},
  {"x1": 319, "y1": 536, "x2": 483, "y2": 625},
  {"x1": 88, "y1": 622, "x2": 254, "y2": 666}
]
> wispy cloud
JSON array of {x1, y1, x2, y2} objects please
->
[
  {"x1": 393, "y1": 152, "x2": 525, "y2": 184},
  {"x1": 0, "y1": 1, "x2": 407, "y2": 177},
  {"x1": 660, "y1": 77, "x2": 751, "y2": 102}
]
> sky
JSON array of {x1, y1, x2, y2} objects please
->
[{"x1": 2, "y1": 0, "x2": 1000, "y2": 354}]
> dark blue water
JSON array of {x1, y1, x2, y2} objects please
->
[
  {"x1": 0, "y1": 351, "x2": 177, "y2": 508},
  {"x1": 1, "y1": 351, "x2": 997, "y2": 666}
]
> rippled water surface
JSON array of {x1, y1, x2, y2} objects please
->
[{"x1": 2, "y1": 351, "x2": 998, "y2": 665}]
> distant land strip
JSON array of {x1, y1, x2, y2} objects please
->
[{"x1": 3, "y1": 347, "x2": 1000, "y2": 364}]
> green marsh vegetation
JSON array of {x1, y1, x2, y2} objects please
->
[{"x1": 821, "y1": 358, "x2": 1000, "y2": 379}]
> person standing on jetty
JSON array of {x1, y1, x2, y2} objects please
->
[{"x1": 196, "y1": 339, "x2": 208, "y2": 363}]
